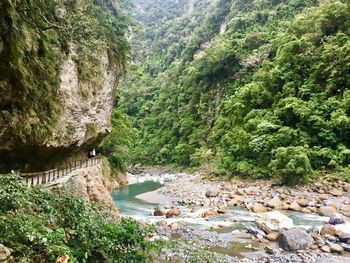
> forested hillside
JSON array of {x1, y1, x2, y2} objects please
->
[{"x1": 119, "y1": 0, "x2": 350, "y2": 185}]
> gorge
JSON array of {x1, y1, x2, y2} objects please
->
[{"x1": 1, "y1": 0, "x2": 350, "y2": 262}]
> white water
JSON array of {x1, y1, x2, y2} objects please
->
[{"x1": 113, "y1": 174, "x2": 350, "y2": 234}]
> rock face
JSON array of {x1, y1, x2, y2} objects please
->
[
  {"x1": 0, "y1": 50, "x2": 119, "y2": 172},
  {"x1": 278, "y1": 228, "x2": 314, "y2": 251},
  {"x1": 0, "y1": 1, "x2": 125, "y2": 172},
  {"x1": 49, "y1": 51, "x2": 119, "y2": 149},
  {"x1": 64, "y1": 163, "x2": 117, "y2": 212}
]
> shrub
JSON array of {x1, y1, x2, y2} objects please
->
[
  {"x1": 269, "y1": 146, "x2": 313, "y2": 186},
  {"x1": 0, "y1": 175, "x2": 160, "y2": 262}
]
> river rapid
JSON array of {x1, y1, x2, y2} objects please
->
[{"x1": 112, "y1": 170, "x2": 350, "y2": 262}]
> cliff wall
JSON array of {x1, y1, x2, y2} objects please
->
[{"x1": 0, "y1": 0, "x2": 129, "y2": 172}]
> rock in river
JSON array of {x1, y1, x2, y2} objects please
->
[
  {"x1": 278, "y1": 228, "x2": 314, "y2": 251},
  {"x1": 154, "y1": 209, "x2": 165, "y2": 216},
  {"x1": 166, "y1": 208, "x2": 181, "y2": 218},
  {"x1": 329, "y1": 214, "x2": 345, "y2": 225},
  {"x1": 255, "y1": 211, "x2": 294, "y2": 234},
  {"x1": 319, "y1": 206, "x2": 337, "y2": 217}
]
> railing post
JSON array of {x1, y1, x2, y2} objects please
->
[{"x1": 20, "y1": 156, "x2": 103, "y2": 186}]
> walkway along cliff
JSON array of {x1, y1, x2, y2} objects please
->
[{"x1": 19, "y1": 156, "x2": 101, "y2": 187}]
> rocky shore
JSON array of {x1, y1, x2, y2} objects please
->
[{"x1": 126, "y1": 170, "x2": 350, "y2": 262}]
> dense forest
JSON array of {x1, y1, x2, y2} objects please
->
[{"x1": 111, "y1": 0, "x2": 350, "y2": 185}]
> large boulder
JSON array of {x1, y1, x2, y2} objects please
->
[
  {"x1": 266, "y1": 231, "x2": 279, "y2": 241},
  {"x1": 255, "y1": 211, "x2": 294, "y2": 234},
  {"x1": 115, "y1": 172, "x2": 128, "y2": 186},
  {"x1": 166, "y1": 208, "x2": 181, "y2": 218},
  {"x1": 319, "y1": 206, "x2": 337, "y2": 217},
  {"x1": 202, "y1": 209, "x2": 217, "y2": 218},
  {"x1": 205, "y1": 189, "x2": 219, "y2": 198},
  {"x1": 266, "y1": 197, "x2": 283, "y2": 209},
  {"x1": 320, "y1": 224, "x2": 337, "y2": 236},
  {"x1": 153, "y1": 209, "x2": 165, "y2": 216},
  {"x1": 66, "y1": 164, "x2": 117, "y2": 212},
  {"x1": 251, "y1": 203, "x2": 268, "y2": 213},
  {"x1": 297, "y1": 199, "x2": 309, "y2": 207},
  {"x1": 278, "y1": 228, "x2": 314, "y2": 251},
  {"x1": 330, "y1": 243, "x2": 344, "y2": 254},
  {"x1": 329, "y1": 189, "x2": 344, "y2": 197},
  {"x1": 289, "y1": 201, "x2": 302, "y2": 211}
]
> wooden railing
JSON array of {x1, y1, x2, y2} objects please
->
[{"x1": 20, "y1": 157, "x2": 101, "y2": 187}]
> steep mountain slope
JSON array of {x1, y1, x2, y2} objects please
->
[
  {"x1": 121, "y1": 0, "x2": 350, "y2": 184},
  {"x1": 0, "y1": 0, "x2": 129, "y2": 172}
]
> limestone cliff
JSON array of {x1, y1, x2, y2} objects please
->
[{"x1": 0, "y1": 0, "x2": 129, "y2": 172}]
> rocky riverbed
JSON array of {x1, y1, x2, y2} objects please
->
[{"x1": 116, "y1": 169, "x2": 350, "y2": 262}]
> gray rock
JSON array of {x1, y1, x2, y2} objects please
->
[
  {"x1": 205, "y1": 189, "x2": 219, "y2": 198},
  {"x1": 246, "y1": 227, "x2": 266, "y2": 237},
  {"x1": 329, "y1": 214, "x2": 345, "y2": 225},
  {"x1": 340, "y1": 243, "x2": 350, "y2": 252},
  {"x1": 265, "y1": 245, "x2": 277, "y2": 255},
  {"x1": 307, "y1": 226, "x2": 319, "y2": 237},
  {"x1": 278, "y1": 228, "x2": 314, "y2": 251},
  {"x1": 338, "y1": 235, "x2": 350, "y2": 243}
]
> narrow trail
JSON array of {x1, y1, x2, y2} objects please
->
[{"x1": 5, "y1": 156, "x2": 101, "y2": 187}]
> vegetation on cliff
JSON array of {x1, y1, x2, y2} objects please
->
[
  {"x1": 118, "y1": 0, "x2": 350, "y2": 185},
  {"x1": 0, "y1": 0, "x2": 129, "y2": 144},
  {"x1": 0, "y1": 175, "x2": 159, "y2": 262}
]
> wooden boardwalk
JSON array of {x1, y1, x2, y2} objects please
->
[{"x1": 18, "y1": 157, "x2": 101, "y2": 187}]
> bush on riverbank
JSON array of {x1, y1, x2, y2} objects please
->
[{"x1": 0, "y1": 174, "x2": 160, "y2": 262}]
